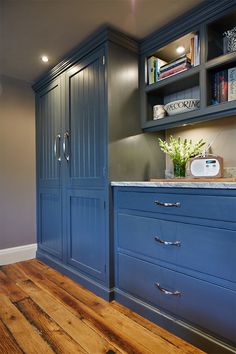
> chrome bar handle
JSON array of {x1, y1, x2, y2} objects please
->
[
  {"x1": 54, "y1": 134, "x2": 61, "y2": 162},
  {"x1": 155, "y1": 236, "x2": 181, "y2": 247},
  {"x1": 155, "y1": 282, "x2": 181, "y2": 296},
  {"x1": 63, "y1": 131, "x2": 70, "y2": 162},
  {"x1": 155, "y1": 200, "x2": 180, "y2": 207}
]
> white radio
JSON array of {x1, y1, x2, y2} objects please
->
[{"x1": 189, "y1": 155, "x2": 223, "y2": 178}]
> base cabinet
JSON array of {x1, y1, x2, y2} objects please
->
[{"x1": 113, "y1": 186, "x2": 236, "y2": 353}]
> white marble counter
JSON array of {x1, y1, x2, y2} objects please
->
[{"x1": 111, "y1": 181, "x2": 236, "y2": 189}]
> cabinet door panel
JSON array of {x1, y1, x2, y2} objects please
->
[
  {"x1": 36, "y1": 79, "x2": 63, "y2": 259},
  {"x1": 38, "y1": 190, "x2": 62, "y2": 259},
  {"x1": 65, "y1": 49, "x2": 106, "y2": 188},
  {"x1": 66, "y1": 189, "x2": 106, "y2": 281},
  {"x1": 36, "y1": 79, "x2": 62, "y2": 188}
]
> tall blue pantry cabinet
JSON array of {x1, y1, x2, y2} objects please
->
[{"x1": 34, "y1": 28, "x2": 156, "y2": 299}]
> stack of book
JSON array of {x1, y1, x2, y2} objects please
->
[
  {"x1": 211, "y1": 67, "x2": 236, "y2": 104},
  {"x1": 159, "y1": 55, "x2": 192, "y2": 79}
]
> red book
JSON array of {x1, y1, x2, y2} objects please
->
[
  {"x1": 219, "y1": 70, "x2": 228, "y2": 102},
  {"x1": 159, "y1": 64, "x2": 190, "y2": 79}
]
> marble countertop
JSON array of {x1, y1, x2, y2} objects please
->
[{"x1": 111, "y1": 181, "x2": 236, "y2": 189}]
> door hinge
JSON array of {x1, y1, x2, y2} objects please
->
[{"x1": 102, "y1": 56, "x2": 105, "y2": 65}]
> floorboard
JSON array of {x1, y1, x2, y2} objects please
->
[{"x1": 0, "y1": 259, "x2": 205, "y2": 354}]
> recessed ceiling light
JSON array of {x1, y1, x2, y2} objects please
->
[
  {"x1": 41, "y1": 55, "x2": 49, "y2": 63},
  {"x1": 176, "y1": 46, "x2": 185, "y2": 54}
]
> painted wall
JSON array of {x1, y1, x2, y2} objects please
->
[
  {"x1": 0, "y1": 75, "x2": 36, "y2": 249},
  {"x1": 165, "y1": 116, "x2": 236, "y2": 174}
]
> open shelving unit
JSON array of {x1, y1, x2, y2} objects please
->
[{"x1": 140, "y1": 3, "x2": 236, "y2": 131}]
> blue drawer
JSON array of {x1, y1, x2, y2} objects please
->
[
  {"x1": 117, "y1": 253, "x2": 236, "y2": 344},
  {"x1": 117, "y1": 213, "x2": 236, "y2": 284},
  {"x1": 117, "y1": 190, "x2": 236, "y2": 223}
]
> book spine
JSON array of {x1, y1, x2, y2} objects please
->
[
  {"x1": 228, "y1": 67, "x2": 236, "y2": 101},
  {"x1": 211, "y1": 72, "x2": 218, "y2": 105},
  {"x1": 159, "y1": 65, "x2": 189, "y2": 79},
  {"x1": 194, "y1": 33, "x2": 200, "y2": 66},
  {"x1": 220, "y1": 70, "x2": 228, "y2": 102},
  {"x1": 148, "y1": 56, "x2": 155, "y2": 84},
  {"x1": 190, "y1": 37, "x2": 194, "y2": 66}
]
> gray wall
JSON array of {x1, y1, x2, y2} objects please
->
[
  {"x1": 165, "y1": 116, "x2": 236, "y2": 173},
  {"x1": 108, "y1": 42, "x2": 165, "y2": 181},
  {"x1": 0, "y1": 75, "x2": 36, "y2": 249}
]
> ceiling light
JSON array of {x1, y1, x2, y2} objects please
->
[
  {"x1": 176, "y1": 46, "x2": 185, "y2": 54},
  {"x1": 41, "y1": 55, "x2": 49, "y2": 63}
]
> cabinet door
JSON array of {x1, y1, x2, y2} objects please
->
[
  {"x1": 65, "y1": 48, "x2": 106, "y2": 188},
  {"x1": 36, "y1": 79, "x2": 63, "y2": 259},
  {"x1": 65, "y1": 48, "x2": 107, "y2": 281}
]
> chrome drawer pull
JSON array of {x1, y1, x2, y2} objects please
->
[
  {"x1": 63, "y1": 131, "x2": 70, "y2": 162},
  {"x1": 155, "y1": 282, "x2": 181, "y2": 296},
  {"x1": 54, "y1": 134, "x2": 61, "y2": 162},
  {"x1": 155, "y1": 236, "x2": 181, "y2": 247},
  {"x1": 155, "y1": 200, "x2": 180, "y2": 207}
]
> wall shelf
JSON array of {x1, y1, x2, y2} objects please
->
[{"x1": 140, "y1": 2, "x2": 236, "y2": 132}]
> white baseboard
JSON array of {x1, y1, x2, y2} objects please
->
[{"x1": 0, "y1": 243, "x2": 37, "y2": 266}]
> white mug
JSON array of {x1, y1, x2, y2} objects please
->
[{"x1": 153, "y1": 105, "x2": 165, "y2": 120}]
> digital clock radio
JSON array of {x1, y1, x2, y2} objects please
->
[{"x1": 189, "y1": 155, "x2": 223, "y2": 178}]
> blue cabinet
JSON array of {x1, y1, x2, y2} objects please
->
[
  {"x1": 34, "y1": 28, "x2": 140, "y2": 300},
  {"x1": 113, "y1": 186, "x2": 236, "y2": 353}
]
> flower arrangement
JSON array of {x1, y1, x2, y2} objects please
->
[{"x1": 158, "y1": 136, "x2": 205, "y2": 177}]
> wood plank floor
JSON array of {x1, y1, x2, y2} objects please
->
[{"x1": 0, "y1": 259, "x2": 205, "y2": 354}]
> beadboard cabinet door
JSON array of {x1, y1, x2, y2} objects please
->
[
  {"x1": 64, "y1": 49, "x2": 107, "y2": 280},
  {"x1": 36, "y1": 78, "x2": 63, "y2": 259}
]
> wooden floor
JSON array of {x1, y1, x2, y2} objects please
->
[{"x1": 0, "y1": 260, "x2": 205, "y2": 354}]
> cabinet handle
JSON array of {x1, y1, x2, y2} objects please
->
[
  {"x1": 155, "y1": 282, "x2": 181, "y2": 296},
  {"x1": 155, "y1": 200, "x2": 180, "y2": 207},
  {"x1": 63, "y1": 131, "x2": 70, "y2": 162},
  {"x1": 54, "y1": 134, "x2": 61, "y2": 162},
  {"x1": 155, "y1": 236, "x2": 181, "y2": 247}
]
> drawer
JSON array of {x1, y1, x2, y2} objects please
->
[
  {"x1": 117, "y1": 190, "x2": 236, "y2": 223},
  {"x1": 117, "y1": 253, "x2": 236, "y2": 344},
  {"x1": 117, "y1": 213, "x2": 236, "y2": 284}
]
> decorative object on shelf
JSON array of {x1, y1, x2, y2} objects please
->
[
  {"x1": 223, "y1": 26, "x2": 236, "y2": 54},
  {"x1": 189, "y1": 155, "x2": 223, "y2": 178},
  {"x1": 153, "y1": 105, "x2": 165, "y2": 120},
  {"x1": 164, "y1": 98, "x2": 200, "y2": 116},
  {"x1": 158, "y1": 136, "x2": 205, "y2": 177}
]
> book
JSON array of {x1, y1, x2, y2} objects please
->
[
  {"x1": 190, "y1": 37, "x2": 195, "y2": 66},
  {"x1": 147, "y1": 56, "x2": 156, "y2": 84},
  {"x1": 219, "y1": 70, "x2": 228, "y2": 102},
  {"x1": 211, "y1": 72, "x2": 219, "y2": 105},
  {"x1": 159, "y1": 64, "x2": 190, "y2": 79},
  {"x1": 154, "y1": 57, "x2": 167, "y2": 81},
  {"x1": 194, "y1": 33, "x2": 200, "y2": 66},
  {"x1": 228, "y1": 67, "x2": 236, "y2": 101}
]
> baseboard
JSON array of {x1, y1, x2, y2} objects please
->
[{"x1": 0, "y1": 243, "x2": 37, "y2": 265}]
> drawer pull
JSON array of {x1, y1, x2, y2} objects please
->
[
  {"x1": 155, "y1": 200, "x2": 180, "y2": 207},
  {"x1": 155, "y1": 282, "x2": 181, "y2": 296},
  {"x1": 155, "y1": 236, "x2": 181, "y2": 247}
]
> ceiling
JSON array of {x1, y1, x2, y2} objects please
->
[{"x1": 0, "y1": 0, "x2": 204, "y2": 83}]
